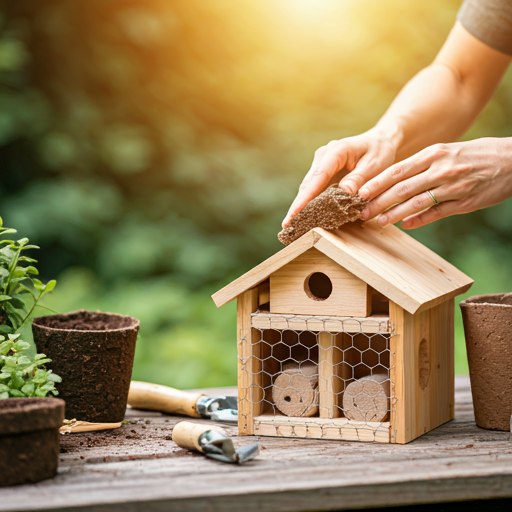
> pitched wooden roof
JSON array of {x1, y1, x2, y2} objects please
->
[{"x1": 212, "y1": 220, "x2": 473, "y2": 314}]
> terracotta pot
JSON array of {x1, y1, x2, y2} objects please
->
[
  {"x1": 0, "y1": 397, "x2": 65, "y2": 487},
  {"x1": 32, "y1": 310, "x2": 139, "y2": 423},
  {"x1": 460, "y1": 293, "x2": 512, "y2": 431}
]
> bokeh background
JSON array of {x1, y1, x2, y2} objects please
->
[{"x1": 1, "y1": 0, "x2": 512, "y2": 388}]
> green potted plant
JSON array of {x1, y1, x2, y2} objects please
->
[{"x1": 0, "y1": 217, "x2": 64, "y2": 487}]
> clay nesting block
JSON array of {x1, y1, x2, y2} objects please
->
[
  {"x1": 278, "y1": 185, "x2": 367, "y2": 245},
  {"x1": 460, "y1": 293, "x2": 512, "y2": 431}
]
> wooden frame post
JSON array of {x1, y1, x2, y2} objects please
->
[
  {"x1": 318, "y1": 332, "x2": 344, "y2": 419},
  {"x1": 237, "y1": 287, "x2": 259, "y2": 435}
]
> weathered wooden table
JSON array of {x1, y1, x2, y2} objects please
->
[{"x1": 1, "y1": 376, "x2": 511, "y2": 512}]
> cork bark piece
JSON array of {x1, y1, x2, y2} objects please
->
[{"x1": 278, "y1": 185, "x2": 367, "y2": 246}]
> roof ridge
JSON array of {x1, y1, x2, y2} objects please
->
[{"x1": 212, "y1": 222, "x2": 473, "y2": 313}]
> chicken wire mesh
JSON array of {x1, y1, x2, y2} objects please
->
[{"x1": 238, "y1": 312, "x2": 397, "y2": 441}]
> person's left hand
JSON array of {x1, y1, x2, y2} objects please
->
[{"x1": 358, "y1": 137, "x2": 512, "y2": 229}]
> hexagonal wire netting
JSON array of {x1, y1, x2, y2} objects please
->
[{"x1": 240, "y1": 312, "x2": 397, "y2": 440}]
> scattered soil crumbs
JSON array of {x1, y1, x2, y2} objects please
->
[
  {"x1": 58, "y1": 419, "x2": 191, "y2": 465},
  {"x1": 58, "y1": 417, "x2": 239, "y2": 466},
  {"x1": 278, "y1": 184, "x2": 367, "y2": 245}
]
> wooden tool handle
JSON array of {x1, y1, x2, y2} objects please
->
[
  {"x1": 172, "y1": 421, "x2": 226, "y2": 453},
  {"x1": 128, "y1": 381, "x2": 205, "y2": 418}
]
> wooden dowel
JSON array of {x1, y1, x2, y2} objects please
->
[
  {"x1": 343, "y1": 373, "x2": 390, "y2": 422},
  {"x1": 272, "y1": 362, "x2": 319, "y2": 417}
]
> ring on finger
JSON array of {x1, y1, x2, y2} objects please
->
[{"x1": 426, "y1": 190, "x2": 438, "y2": 206}]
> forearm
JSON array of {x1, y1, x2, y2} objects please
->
[
  {"x1": 284, "y1": 22, "x2": 511, "y2": 225},
  {"x1": 374, "y1": 22, "x2": 511, "y2": 162},
  {"x1": 375, "y1": 64, "x2": 480, "y2": 161}
]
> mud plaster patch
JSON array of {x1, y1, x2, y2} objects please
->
[{"x1": 278, "y1": 185, "x2": 367, "y2": 245}]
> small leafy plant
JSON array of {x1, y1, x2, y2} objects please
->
[
  {"x1": 0, "y1": 219, "x2": 56, "y2": 334},
  {"x1": 0, "y1": 217, "x2": 60, "y2": 399},
  {"x1": 0, "y1": 334, "x2": 61, "y2": 399}
]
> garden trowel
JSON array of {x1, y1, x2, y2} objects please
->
[
  {"x1": 172, "y1": 421, "x2": 259, "y2": 464},
  {"x1": 127, "y1": 381, "x2": 238, "y2": 424}
]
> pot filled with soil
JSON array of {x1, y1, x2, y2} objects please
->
[
  {"x1": 32, "y1": 310, "x2": 139, "y2": 423},
  {"x1": 0, "y1": 397, "x2": 65, "y2": 487},
  {"x1": 460, "y1": 293, "x2": 512, "y2": 431}
]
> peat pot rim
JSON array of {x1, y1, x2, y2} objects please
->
[
  {"x1": 460, "y1": 293, "x2": 512, "y2": 309},
  {"x1": 32, "y1": 309, "x2": 140, "y2": 333},
  {"x1": 0, "y1": 397, "x2": 65, "y2": 436}
]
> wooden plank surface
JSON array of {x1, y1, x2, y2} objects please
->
[
  {"x1": 2, "y1": 377, "x2": 512, "y2": 512},
  {"x1": 251, "y1": 312, "x2": 391, "y2": 333},
  {"x1": 253, "y1": 414, "x2": 390, "y2": 443},
  {"x1": 314, "y1": 222, "x2": 473, "y2": 314}
]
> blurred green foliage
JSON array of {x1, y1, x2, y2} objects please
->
[{"x1": 1, "y1": 0, "x2": 512, "y2": 386}]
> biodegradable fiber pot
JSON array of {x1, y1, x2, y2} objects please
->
[
  {"x1": 0, "y1": 398, "x2": 65, "y2": 487},
  {"x1": 33, "y1": 310, "x2": 140, "y2": 423},
  {"x1": 460, "y1": 293, "x2": 512, "y2": 431}
]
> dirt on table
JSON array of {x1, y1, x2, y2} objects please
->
[
  {"x1": 278, "y1": 184, "x2": 367, "y2": 245},
  {"x1": 57, "y1": 415, "x2": 208, "y2": 465}
]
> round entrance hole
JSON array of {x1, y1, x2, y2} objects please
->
[{"x1": 304, "y1": 272, "x2": 333, "y2": 301}]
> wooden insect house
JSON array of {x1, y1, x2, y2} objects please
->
[{"x1": 212, "y1": 220, "x2": 473, "y2": 443}]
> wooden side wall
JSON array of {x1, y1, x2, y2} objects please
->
[{"x1": 390, "y1": 299, "x2": 454, "y2": 444}]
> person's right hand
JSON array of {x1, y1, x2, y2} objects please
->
[{"x1": 282, "y1": 129, "x2": 397, "y2": 227}]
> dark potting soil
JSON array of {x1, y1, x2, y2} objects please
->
[
  {"x1": 33, "y1": 310, "x2": 140, "y2": 423},
  {"x1": 0, "y1": 398, "x2": 65, "y2": 487},
  {"x1": 34, "y1": 309, "x2": 135, "y2": 331}
]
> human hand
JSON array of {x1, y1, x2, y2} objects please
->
[
  {"x1": 359, "y1": 138, "x2": 512, "y2": 229},
  {"x1": 282, "y1": 129, "x2": 397, "y2": 227}
]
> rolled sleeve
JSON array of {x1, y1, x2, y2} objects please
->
[{"x1": 458, "y1": 0, "x2": 512, "y2": 56}]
